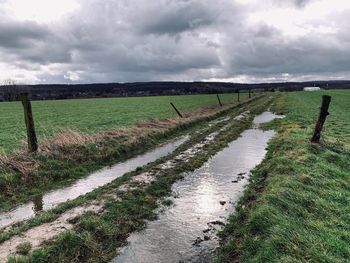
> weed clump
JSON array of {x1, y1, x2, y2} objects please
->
[{"x1": 15, "y1": 242, "x2": 32, "y2": 256}]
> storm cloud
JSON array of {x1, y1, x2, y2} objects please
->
[{"x1": 0, "y1": 0, "x2": 349, "y2": 83}]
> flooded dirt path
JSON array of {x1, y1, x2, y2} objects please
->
[
  {"x1": 0, "y1": 136, "x2": 188, "y2": 229},
  {"x1": 112, "y1": 112, "x2": 282, "y2": 263}
]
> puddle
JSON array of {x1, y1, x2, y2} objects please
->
[
  {"x1": 0, "y1": 136, "x2": 188, "y2": 230},
  {"x1": 112, "y1": 112, "x2": 281, "y2": 263},
  {"x1": 253, "y1": 111, "x2": 284, "y2": 126}
]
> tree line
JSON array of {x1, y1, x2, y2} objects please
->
[{"x1": 0, "y1": 80, "x2": 349, "y2": 102}]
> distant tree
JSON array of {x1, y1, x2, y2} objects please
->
[{"x1": 0, "y1": 80, "x2": 29, "y2": 101}]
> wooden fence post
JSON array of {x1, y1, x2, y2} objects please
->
[
  {"x1": 20, "y1": 93, "x2": 38, "y2": 152},
  {"x1": 217, "y1": 94, "x2": 223, "y2": 107},
  {"x1": 311, "y1": 95, "x2": 331, "y2": 143},
  {"x1": 237, "y1": 90, "x2": 240, "y2": 102},
  {"x1": 249, "y1": 89, "x2": 251, "y2": 99},
  {"x1": 170, "y1": 102, "x2": 183, "y2": 118}
]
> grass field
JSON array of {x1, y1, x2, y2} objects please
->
[
  {"x1": 0, "y1": 93, "x2": 247, "y2": 153},
  {"x1": 216, "y1": 90, "x2": 350, "y2": 262}
]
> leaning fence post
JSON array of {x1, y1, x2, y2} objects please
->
[
  {"x1": 170, "y1": 102, "x2": 183, "y2": 118},
  {"x1": 217, "y1": 94, "x2": 223, "y2": 107},
  {"x1": 20, "y1": 93, "x2": 38, "y2": 152},
  {"x1": 311, "y1": 95, "x2": 331, "y2": 143}
]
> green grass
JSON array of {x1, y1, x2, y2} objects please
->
[
  {"x1": 0, "y1": 93, "x2": 247, "y2": 153},
  {"x1": 216, "y1": 90, "x2": 350, "y2": 263},
  {"x1": 15, "y1": 242, "x2": 32, "y2": 256}
]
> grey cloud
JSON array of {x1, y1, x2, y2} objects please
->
[
  {"x1": 214, "y1": 11, "x2": 350, "y2": 81},
  {"x1": 0, "y1": 21, "x2": 49, "y2": 49},
  {"x1": 49, "y1": 0, "x2": 223, "y2": 80},
  {"x1": 73, "y1": 33, "x2": 220, "y2": 75},
  {"x1": 225, "y1": 40, "x2": 350, "y2": 80},
  {"x1": 294, "y1": 0, "x2": 312, "y2": 7},
  {"x1": 0, "y1": 19, "x2": 75, "y2": 66},
  {"x1": 138, "y1": 1, "x2": 219, "y2": 35},
  {"x1": 271, "y1": 0, "x2": 313, "y2": 8}
]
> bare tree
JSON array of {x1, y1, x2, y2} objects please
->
[{"x1": 0, "y1": 80, "x2": 29, "y2": 101}]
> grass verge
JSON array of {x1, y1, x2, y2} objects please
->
[{"x1": 216, "y1": 90, "x2": 350, "y2": 263}]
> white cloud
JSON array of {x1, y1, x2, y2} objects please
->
[
  {"x1": 3, "y1": 0, "x2": 80, "y2": 23},
  {"x1": 0, "y1": 0, "x2": 350, "y2": 84}
]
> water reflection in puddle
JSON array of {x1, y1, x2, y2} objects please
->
[
  {"x1": 112, "y1": 112, "x2": 282, "y2": 263},
  {"x1": 253, "y1": 112, "x2": 285, "y2": 126},
  {"x1": 0, "y1": 137, "x2": 188, "y2": 229}
]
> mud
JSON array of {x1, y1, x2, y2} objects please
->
[
  {"x1": 233, "y1": 110, "x2": 250, "y2": 120},
  {"x1": 0, "y1": 203, "x2": 103, "y2": 262}
]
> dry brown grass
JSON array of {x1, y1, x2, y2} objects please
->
[
  {"x1": 136, "y1": 118, "x2": 186, "y2": 129},
  {"x1": 0, "y1": 152, "x2": 39, "y2": 179},
  {"x1": 40, "y1": 129, "x2": 95, "y2": 153},
  {"x1": 183, "y1": 104, "x2": 219, "y2": 118}
]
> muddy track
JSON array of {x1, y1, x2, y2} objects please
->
[
  {"x1": 113, "y1": 113, "x2": 281, "y2": 262},
  {"x1": 0, "y1": 95, "x2": 273, "y2": 262}
]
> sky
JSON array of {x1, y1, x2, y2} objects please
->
[{"x1": 0, "y1": 0, "x2": 350, "y2": 84}]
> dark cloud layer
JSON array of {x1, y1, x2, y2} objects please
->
[
  {"x1": 0, "y1": 0, "x2": 349, "y2": 83},
  {"x1": 138, "y1": 2, "x2": 219, "y2": 35},
  {"x1": 0, "y1": 21, "x2": 48, "y2": 49}
]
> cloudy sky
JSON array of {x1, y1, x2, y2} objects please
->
[{"x1": 0, "y1": 0, "x2": 350, "y2": 84}]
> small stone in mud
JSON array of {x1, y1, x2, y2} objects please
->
[
  {"x1": 209, "y1": 220, "x2": 225, "y2": 226},
  {"x1": 204, "y1": 235, "x2": 210, "y2": 241},
  {"x1": 203, "y1": 228, "x2": 210, "y2": 233},
  {"x1": 232, "y1": 180, "x2": 238, "y2": 183},
  {"x1": 238, "y1": 172, "x2": 246, "y2": 176},
  {"x1": 192, "y1": 237, "x2": 203, "y2": 246},
  {"x1": 220, "y1": 201, "x2": 226, "y2": 205}
]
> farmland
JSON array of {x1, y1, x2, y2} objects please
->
[
  {"x1": 0, "y1": 90, "x2": 349, "y2": 262},
  {"x1": 217, "y1": 90, "x2": 350, "y2": 262},
  {"x1": 0, "y1": 93, "x2": 273, "y2": 262},
  {"x1": 0, "y1": 93, "x2": 247, "y2": 153}
]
